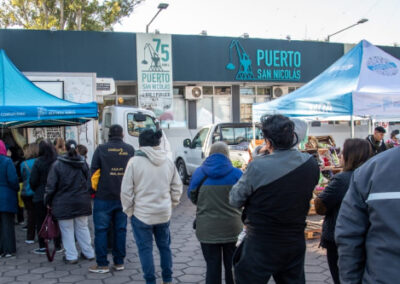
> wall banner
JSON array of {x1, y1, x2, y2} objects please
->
[{"x1": 136, "y1": 33, "x2": 173, "y2": 120}]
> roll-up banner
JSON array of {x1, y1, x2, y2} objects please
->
[{"x1": 136, "y1": 33, "x2": 173, "y2": 120}]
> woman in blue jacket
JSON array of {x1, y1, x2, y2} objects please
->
[
  {"x1": 0, "y1": 139, "x2": 19, "y2": 258},
  {"x1": 188, "y1": 142, "x2": 242, "y2": 284},
  {"x1": 20, "y1": 143, "x2": 39, "y2": 244}
]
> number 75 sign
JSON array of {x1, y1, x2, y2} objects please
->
[{"x1": 136, "y1": 33, "x2": 173, "y2": 115}]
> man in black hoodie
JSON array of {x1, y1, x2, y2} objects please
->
[
  {"x1": 89, "y1": 125, "x2": 134, "y2": 274},
  {"x1": 366, "y1": 126, "x2": 387, "y2": 155}
]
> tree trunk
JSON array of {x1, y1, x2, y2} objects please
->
[
  {"x1": 77, "y1": 7, "x2": 82, "y2": 30},
  {"x1": 42, "y1": 1, "x2": 49, "y2": 28},
  {"x1": 59, "y1": 0, "x2": 64, "y2": 30}
]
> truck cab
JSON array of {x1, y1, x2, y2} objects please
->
[
  {"x1": 101, "y1": 106, "x2": 171, "y2": 157},
  {"x1": 175, "y1": 122, "x2": 262, "y2": 184}
]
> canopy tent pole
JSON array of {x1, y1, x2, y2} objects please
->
[
  {"x1": 371, "y1": 118, "x2": 376, "y2": 134},
  {"x1": 351, "y1": 115, "x2": 355, "y2": 138},
  {"x1": 368, "y1": 118, "x2": 373, "y2": 134},
  {"x1": 252, "y1": 121, "x2": 256, "y2": 144}
]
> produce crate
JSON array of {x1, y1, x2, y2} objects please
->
[
  {"x1": 305, "y1": 220, "x2": 322, "y2": 240},
  {"x1": 308, "y1": 199, "x2": 316, "y2": 216},
  {"x1": 315, "y1": 135, "x2": 336, "y2": 147}
]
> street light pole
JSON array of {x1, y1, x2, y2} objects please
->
[
  {"x1": 326, "y1": 18, "x2": 368, "y2": 42},
  {"x1": 146, "y1": 3, "x2": 169, "y2": 33}
]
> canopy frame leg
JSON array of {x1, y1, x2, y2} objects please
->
[{"x1": 350, "y1": 115, "x2": 355, "y2": 138}]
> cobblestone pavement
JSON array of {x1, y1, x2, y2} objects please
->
[{"x1": 1, "y1": 191, "x2": 333, "y2": 284}]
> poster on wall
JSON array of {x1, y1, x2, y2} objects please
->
[
  {"x1": 27, "y1": 81, "x2": 65, "y2": 143},
  {"x1": 28, "y1": 127, "x2": 65, "y2": 143},
  {"x1": 136, "y1": 33, "x2": 173, "y2": 120}
]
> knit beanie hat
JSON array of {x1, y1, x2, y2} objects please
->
[{"x1": 139, "y1": 129, "x2": 162, "y2": 147}]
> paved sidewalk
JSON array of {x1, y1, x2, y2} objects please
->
[{"x1": 1, "y1": 193, "x2": 333, "y2": 284}]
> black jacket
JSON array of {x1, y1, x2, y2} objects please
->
[
  {"x1": 30, "y1": 157, "x2": 56, "y2": 203},
  {"x1": 91, "y1": 137, "x2": 134, "y2": 200},
  {"x1": 317, "y1": 170, "x2": 353, "y2": 246},
  {"x1": 230, "y1": 150, "x2": 320, "y2": 242},
  {"x1": 366, "y1": 135, "x2": 386, "y2": 155},
  {"x1": 45, "y1": 155, "x2": 92, "y2": 220}
]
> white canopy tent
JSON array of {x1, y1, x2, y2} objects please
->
[{"x1": 253, "y1": 40, "x2": 400, "y2": 136}]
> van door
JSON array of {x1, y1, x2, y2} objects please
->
[{"x1": 102, "y1": 111, "x2": 112, "y2": 142}]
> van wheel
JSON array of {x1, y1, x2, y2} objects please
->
[{"x1": 177, "y1": 159, "x2": 189, "y2": 185}]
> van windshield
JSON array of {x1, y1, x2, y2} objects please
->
[{"x1": 127, "y1": 113, "x2": 157, "y2": 137}]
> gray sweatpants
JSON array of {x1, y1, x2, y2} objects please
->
[{"x1": 58, "y1": 216, "x2": 95, "y2": 261}]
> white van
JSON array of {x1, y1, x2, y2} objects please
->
[{"x1": 101, "y1": 106, "x2": 172, "y2": 158}]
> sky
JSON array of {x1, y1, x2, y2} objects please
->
[{"x1": 114, "y1": 0, "x2": 399, "y2": 46}]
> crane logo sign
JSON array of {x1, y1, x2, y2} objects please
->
[
  {"x1": 142, "y1": 42, "x2": 164, "y2": 72},
  {"x1": 226, "y1": 40, "x2": 255, "y2": 80},
  {"x1": 226, "y1": 40, "x2": 302, "y2": 82}
]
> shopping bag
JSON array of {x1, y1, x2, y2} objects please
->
[{"x1": 38, "y1": 207, "x2": 60, "y2": 262}]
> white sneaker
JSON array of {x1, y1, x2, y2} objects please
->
[
  {"x1": 56, "y1": 248, "x2": 65, "y2": 253},
  {"x1": 89, "y1": 265, "x2": 110, "y2": 273},
  {"x1": 25, "y1": 240, "x2": 35, "y2": 244},
  {"x1": 112, "y1": 264, "x2": 125, "y2": 271}
]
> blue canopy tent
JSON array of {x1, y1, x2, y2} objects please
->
[
  {"x1": 0, "y1": 49, "x2": 98, "y2": 128},
  {"x1": 253, "y1": 40, "x2": 400, "y2": 124}
]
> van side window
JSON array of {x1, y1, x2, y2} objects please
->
[
  {"x1": 104, "y1": 113, "x2": 112, "y2": 128},
  {"x1": 192, "y1": 128, "x2": 209, "y2": 148},
  {"x1": 127, "y1": 113, "x2": 157, "y2": 137}
]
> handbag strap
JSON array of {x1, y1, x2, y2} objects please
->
[{"x1": 24, "y1": 161, "x2": 32, "y2": 174}]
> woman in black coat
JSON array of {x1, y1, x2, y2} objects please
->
[
  {"x1": 45, "y1": 140, "x2": 94, "y2": 264},
  {"x1": 315, "y1": 138, "x2": 372, "y2": 284},
  {"x1": 30, "y1": 140, "x2": 62, "y2": 254}
]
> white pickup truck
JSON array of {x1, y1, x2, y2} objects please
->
[{"x1": 175, "y1": 123, "x2": 262, "y2": 184}]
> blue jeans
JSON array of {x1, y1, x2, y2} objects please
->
[
  {"x1": 93, "y1": 199, "x2": 127, "y2": 266},
  {"x1": 131, "y1": 215, "x2": 173, "y2": 284}
]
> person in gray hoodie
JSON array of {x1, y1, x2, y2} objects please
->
[
  {"x1": 121, "y1": 129, "x2": 182, "y2": 284},
  {"x1": 335, "y1": 146, "x2": 400, "y2": 284}
]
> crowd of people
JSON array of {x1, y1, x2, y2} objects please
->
[{"x1": 0, "y1": 117, "x2": 400, "y2": 284}]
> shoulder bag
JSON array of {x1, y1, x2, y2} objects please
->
[{"x1": 38, "y1": 207, "x2": 60, "y2": 262}]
